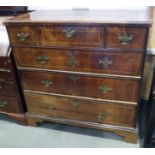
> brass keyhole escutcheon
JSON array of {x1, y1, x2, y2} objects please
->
[
  {"x1": 42, "y1": 80, "x2": 53, "y2": 87},
  {"x1": 43, "y1": 104, "x2": 56, "y2": 110},
  {"x1": 68, "y1": 74, "x2": 80, "y2": 81},
  {"x1": 71, "y1": 100, "x2": 81, "y2": 108},
  {"x1": 98, "y1": 112, "x2": 105, "y2": 122},
  {"x1": 98, "y1": 85, "x2": 112, "y2": 93},
  {"x1": 67, "y1": 57, "x2": 79, "y2": 68}
]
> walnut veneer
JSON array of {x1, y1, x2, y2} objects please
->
[{"x1": 4, "y1": 10, "x2": 151, "y2": 143}]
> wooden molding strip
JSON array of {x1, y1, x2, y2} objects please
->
[
  {"x1": 26, "y1": 112, "x2": 138, "y2": 133},
  {"x1": 24, "y1": 90, "x2": 138, "y2": 106},
  {"x1": 18, "y1": 67, "x2": 141, "y2": 80}
]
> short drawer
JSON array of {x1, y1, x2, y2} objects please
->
[
  {"x1": 107, "y1": 27, "x2": 146, "y2": 49},
  {"x1": 7, "y1": 26, "x2": 37, "y2": 46},
  {"x1": 37, "y1": 26, "x2": 104, "y2": 48},
  {"x1": 25, "y1": 92, "x2": 137, "y2": 127},
  {"x1": 0, "y1": 70, "x2": 14, "y2": 81},
  {"x1": 14, "y1": 47, "x2": 143, "y2": 76},
  {"x1": 21, "y1": 71, "x2": 139, "y2": 102},
  {"x1": 0, "y1": 96, "x2": 20, "y2": 113},
  {"x1": 0, "y1": 80, "x2": 17, "y2": 96}
]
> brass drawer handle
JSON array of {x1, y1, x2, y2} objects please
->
[
  {"x1": 42, "y1": 80, "x2": 53, "y2": 87},
  {"x1": 99, "y1": 57, "x2": 112, "y2": 68},
  {"x1": 43, "y1": 104, "x2": 56, "y2": 110},
  {"x1": 16, "y1": 32, "x2": 29, "y2": 42},
  {"x1": 67, "y1": 57, "x2": 79, "y2": 68},
  {"x1": 37, "y1": 55, "x2": 48, "y2": 64},
  {"x1": 98, "y1": 85, "x2": 112, "y2": 93},
  {"x1": 71, "y1": 100, "x2": 81, "y2": 108},
  {"x1": 117, "y1": 33, "x2": 134, "y2": 44},
  {"x1": 0, "y1": 101, "x2": 8, "y2": 107},
  {"x1": 63, "y1": 28, "x2": 75, "y2": 38},
  {"x1": 68, "y1": 75, "x2": 80, "y2": 81}
]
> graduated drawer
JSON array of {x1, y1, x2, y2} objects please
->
[
  {"x1": 0, "y1": 80, "x2": 17, "y2": 96},
  {"x1": 21, "y1": 71, "x2": 139, "y2": 102},
  {"x1": 7, "y1": 26, "x2": 37, "y2": 46},
  {"x1": 107, "y1": 27, "x2": 146, "y2": 49},
  {"x1": 25, "y1": 92, "x2": 137, "y2": 127},
  {"x1": 37, "y1": 26, "x2": 104, "y2": 48},
  {"x1": 14, "y1": 47, "x2": 143, "y2": 76},
  {"x1": 0, "y1": 70, "x2": 14, "y2": 81},
  {"x1": 0, "y1": 95, "x2": 20, "y2": 113}
]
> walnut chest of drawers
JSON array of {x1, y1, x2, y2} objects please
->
[
  {"x1": 0, "y1": 25, "x2": 26, "y2": 124},
  {"x1": 4, "y1": 10, "x2": 151, "y2": 143}
]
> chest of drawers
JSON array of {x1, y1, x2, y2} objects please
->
[
  {"x1": 0, "y1": 26, "x2": 26, "y2": 124},
  {"x1": 4, "y1": 10, "x2": 151, "y2": 143}
]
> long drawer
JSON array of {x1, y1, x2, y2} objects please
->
[
  {"x1": 21, "y1": 71, "x2": 139, "y2": 102},
  {"x1": 0, "y1": 80, "x2": 17, "y2": 96},
  {"x1": 0, "y1": 95, "x2": 20, "y2": 113},
  {"x1": 14, "y1": 47, "x2": 143, "y2": 76},
  {"x1": 25, "y1": 92, "x2": 137, "y2": 127}
]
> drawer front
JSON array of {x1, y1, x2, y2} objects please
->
[
  {"x1": 107, "y1": 27, "x2": 146, "y2": 49},
  {"x1": 37, "y1": 26, "x2": 104, "y2": 48},
  {"x1": 14, "y1": 47, "x2": 143, "y2": 76},
  {"x1": 21, "y1": 71, "x2": 139, "y2": 102},
  {"x1": 0, "y1": 81, "x2": 17, "y2": 96},
  {"x1": 25, "y1": 92, "x2": 137, "y2": 127},
  {"x1": 0, "y1": 96, "x2": 20, "y2": 113},
  {"x1": 0, "y1": 57, "x2": 12, "y2": 70},
  {"x1": 0, "y1": 71, "x2": 14, "y2": 81},
  {"x1": 7, "y1": 26, "x2": 36, "y2": 46}
]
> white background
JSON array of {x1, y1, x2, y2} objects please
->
[{"x1": 0, "y1": 0, "x2": 154, "y2": 10}]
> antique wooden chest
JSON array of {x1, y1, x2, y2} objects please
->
[{"x1": 4, "y1": 10, "x2": 151, "y2": 143}]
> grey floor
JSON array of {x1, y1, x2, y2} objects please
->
[{"x1": 0, "y1": 115, "x2": 140, "y2": 148}]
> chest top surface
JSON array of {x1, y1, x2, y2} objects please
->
[{"x1": 4, "y1": 10, "x2": 151, "y2": 25}]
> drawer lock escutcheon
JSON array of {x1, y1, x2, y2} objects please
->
[
  {"x1": 98, "y1": 85, "x2": 112, "y2": 93},
  {"x1": 68, "y1": 75, "x2": 80, "y2": 81},
  {"x1": 67, "y1": 50, "x2": 79, "y2": 56},
  {"x1": 0, "y1": 101, "x2": 8, "y2": 108},
  {"x1": 67, "y1": 57, "x2": 79, "y2": 68},
  {"x1": 43, "y1": 104, "x2": 56, "y2": 110},
  {"x1": 71, "y1": 100, "x2": 81, "y2": 108},
  {"x1": 16, "y1": 32, "x2": 29, "y2": 42},
  {"x1": 99, "y1": 57, "x2": 112, "y2": 68},
  {"x1": 117, "y1": 33, "x2": 134, "y2": 45},
  {"x1": 37, "y1": 55, "x2": 49, "y2": 64},
  {"x1": 42, "y1": 80, "x2": 53, "y2": 87},
  {"x1": 63, "y1": 28, "x2": 75, "y2": 38},
  {"x1": 97, "y1": 112, "x2": 111, "y2": 122}
]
